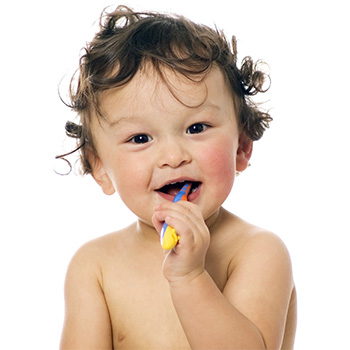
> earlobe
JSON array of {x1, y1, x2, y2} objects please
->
[
  {"x1": 94, "y1": 171, "x2": 116, "y2": 196},
  {"x1": 236, "y1": 132, "x2": 253, "y2": 172},
  {"x1": 87, "y1": 151, "x2": 115, "y2": 195}
]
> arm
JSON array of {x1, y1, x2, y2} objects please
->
[
  {"x1": 170, "y1": 270, "x2": 266, "y2": 349},
  {"x1": 153, "y1": 203, "x2": 294, "y2": 349},
  {"x1": 170, "y1": 233, "x2": 293, "y2": 349},
  {"x1": 60, "y1": 243, "x2": 113, "y2": 350}
]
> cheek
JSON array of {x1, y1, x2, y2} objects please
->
[
  {"x1": 108, "y1": 156, "x2": 154, "y2": 221},
  {"x1": 112, "y1": 156, "x2": 148, "y2": 195},
  {"x1": 199, "y1": 138, "x2": 236, "y2": 189}
]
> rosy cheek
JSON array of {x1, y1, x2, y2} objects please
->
[
  {"x1": 198, "y1": 146, "x2": 235, "y2": 204},
  {"x1": 201, "y1": 139, "x2": 235, "y2": 176}
]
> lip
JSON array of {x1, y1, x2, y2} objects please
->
[
  {"x1": 188, "y1": 182, "x2": 201, "y2": 202},
  {"x1": 155, "y1": 179, "x2": 202, "y2": 202},
  {"x1": 156, "y1": 177, "x2": 199, "y2": 191}
]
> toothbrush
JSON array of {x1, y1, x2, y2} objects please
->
[{"x1": 160, "y1": 182, "x2": 192, "y2": 250}]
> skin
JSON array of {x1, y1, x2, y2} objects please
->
[{"x1": 60, "y1": 65, "x2": 297, "y2": 349}]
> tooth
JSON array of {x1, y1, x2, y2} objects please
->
[{"x1": 168, "y1": 181, "x2": 185, "y2": 185}]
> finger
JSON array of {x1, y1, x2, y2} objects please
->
[
  {"x1": 151, "y1": 212, "x2": 164, "y2": 233},
  {"x1": 162, "y1": 215, "x2": 197, "y2": 248},
  {"x1": 155, "y1": 201, "x2": 203, "y2": 226},
  {"x1": 153, "y1": 202, "x2": 209, "y2": 249}
]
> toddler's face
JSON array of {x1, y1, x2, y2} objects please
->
[{"x1": 90, "y1": 65, "x2": 249, "y2": 227}]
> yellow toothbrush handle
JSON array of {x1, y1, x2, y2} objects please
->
[{"x1": 161, "y1": 225, "x2": 180, "y2": 250}]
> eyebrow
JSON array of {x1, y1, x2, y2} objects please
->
[
  {"x1": 107, "y1": 102, "x2": 222, "y2": 127},
  {"x1": 107, "y1": 115, "x2": 145, "y2": 128}
]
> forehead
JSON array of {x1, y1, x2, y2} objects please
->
[{"x1": 96, "y1": 64, "x2": 235, "y2": 124}]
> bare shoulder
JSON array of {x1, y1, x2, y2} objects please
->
[
  {"x1": 237, "y1": 224, "x2": 292, "y2": 266},
  {"x1": 215, "y1": 209, "x2": 292, "y2": 270},
  {"x1": 214, "y1": 210, "x2": 296, "y2": 349},
  {"x1": 222, "y1": 211, "x2": 294, "y2": 295},
  {"x1": 60, "y1": 224, "x2": 137, "y2": 350},
  {"x1": 68, "y1": 223, "x2": 137, "y2": 267},
  {"x1": 232, "y1": 228, "x2": 297, "y2": 349}
]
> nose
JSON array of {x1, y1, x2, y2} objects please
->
[{"x1": 157, "y1": 137, "x2": 191, "y2": 168}]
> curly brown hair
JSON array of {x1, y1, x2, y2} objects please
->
[{"x1": 57, "y1": 5, "x2": 271, "y2": 175}]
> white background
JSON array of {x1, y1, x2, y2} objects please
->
[{"x1": 1, "y1": 0, "x2": 349, "y2": 349}]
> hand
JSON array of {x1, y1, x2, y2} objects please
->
[{"x1": 152, "y1": 201, "x2": 210, "y2": 284}]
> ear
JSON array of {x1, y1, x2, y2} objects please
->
[
  {"x1": 86, "y1": 150, "x2": 115, "y2": 195},
  {"x1": 236, "y1": 132, "x2": 253, "y2": 172}
]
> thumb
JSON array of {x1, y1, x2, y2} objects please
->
[{"x1": 152, "y1": 210, "x2": 165, "y2": 234}]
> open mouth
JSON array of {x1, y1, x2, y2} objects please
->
[{"x1": 157, "y1": 181, "x2": 201, "y2": 197}]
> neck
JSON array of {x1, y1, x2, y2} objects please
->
[
  {"x1": 204, "y1": 207, "x2": 223, "y2": 233},
  {"x1": 136, "y1": 219, "x2": 160, "y2": 243}
]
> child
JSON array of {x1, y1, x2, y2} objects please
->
[{"x1": 59, "y1": 5, "x2": 296, "y2": 350}]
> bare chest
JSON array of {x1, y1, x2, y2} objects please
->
[{"x1": 101, "y1": 248, "x2": 229, "y2": 349}]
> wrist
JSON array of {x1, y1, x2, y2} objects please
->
[{"x1": 167, "y1": 268, "x2": 207, "y2": 289}]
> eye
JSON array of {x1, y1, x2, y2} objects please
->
[
  {"x1": 128, "y1": 134, "x2": 153, "y2": 144},
  {"x1": 186, "y1": 123, "x2": 208, "y2": 134}
]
